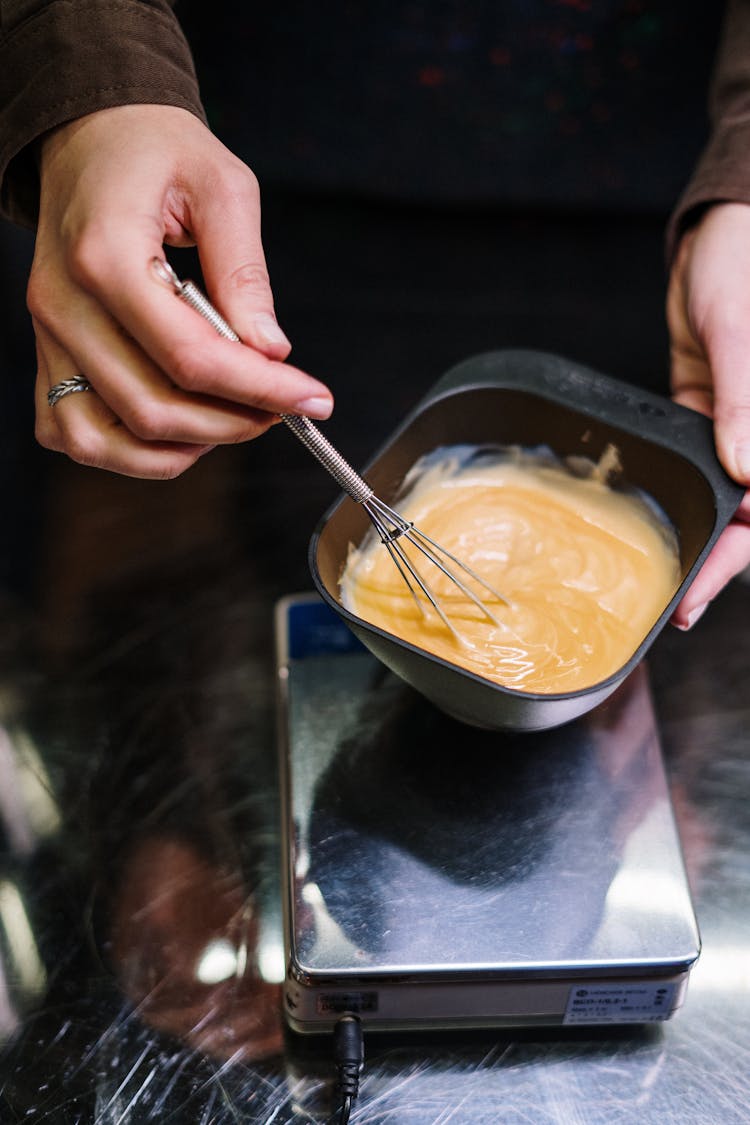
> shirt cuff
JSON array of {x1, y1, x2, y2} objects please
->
[
  {"x1": 666, "y1": 116, "x2": 750, "y2": 266},
  {"x1": 0, "y1": 0, "x2": 207, "y2": 227}
]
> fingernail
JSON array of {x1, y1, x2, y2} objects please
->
[
  {"x1": 254, "y1": 313, "x2": 291, "y2": 349},
  {"x1": 295, "y1": 395, "x2": 333, "y2": 419},
  {"x1": 687, "y1": 603, "x2": 708, "y2": 628},
  {"x1": 675, "y1": 603, "x2": 708, "y2": 631}
]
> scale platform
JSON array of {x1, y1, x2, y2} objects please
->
[{"x1": 276, "y1": 595, "x2": 700, "y2": 1034}]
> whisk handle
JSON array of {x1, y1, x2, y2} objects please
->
[
  {"x1": 278, "y1": 414, "x2": 374, "y2": 503},
  {"x1": 171, "y1": 273, "x2": 374, "y2": 504}
]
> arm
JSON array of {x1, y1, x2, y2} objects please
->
[
  {"x1": 666, "y1": 0, "x2": 750, "y2": 627},
  {"x1": 0, "y1": 0, "x2": 206, "y2": 227},
  {"x1": 1, "y1": 2, "x2": 333, "y2": 478}
]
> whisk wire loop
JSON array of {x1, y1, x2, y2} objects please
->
[{"x1": 366, "y1": 496, "x2": 504, "y2": 630}]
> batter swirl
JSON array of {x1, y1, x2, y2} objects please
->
[{"x1": 340, "y1": 447, "x2": 681, "y2": 694}]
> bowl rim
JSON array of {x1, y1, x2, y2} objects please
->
[{"x1": 309, "y1": 349, "x2": 745, "y2": 703}]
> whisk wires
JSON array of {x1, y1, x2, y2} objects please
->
[{"x1": 151, "y1": 256, "x2": 508, "y2": 640}]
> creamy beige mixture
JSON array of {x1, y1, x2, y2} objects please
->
[{"x1": 340, "y1": 447, "x2": 681, "y2": 694}]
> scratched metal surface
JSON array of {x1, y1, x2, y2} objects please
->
[{"x1": 0, "y1": 201, "x2": 748, "y2": 1123}]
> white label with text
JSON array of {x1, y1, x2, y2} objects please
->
[{"x1": 564, "y1": 982, "x2": 676, "y2": 1024}]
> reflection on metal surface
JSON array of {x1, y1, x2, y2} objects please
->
[
  {"x1": 604, "y1": 862, "x2": 695, "y2": 918},
  {"x1": 601, "y1": 803, "x2": 697, "y2": 921},
  {"x1": 0, "y1": 878, "x2": 46, "y2": 1042},
  {"x1": 195, "y1": 938, "x2": 243, "y2": 984},
  {"x1": 0, "y1": 881, "x2": 46, "y2": 996},
  {"x1": 689, "y1": 946, "x2": 750, "y2": 993},
  {"x1": 108, "y1": 835, "x2": 285, "y2": 1063},
  {"x1": 299, "y1": 881, "x2": 363, "y2": 971},
  {"x1": 0, "y1": 725, "x2": 60, "y2": 856},
  {"x1": 256, "y1": 933, "x2": 286, "y2": 985},
  {"x1": 0, "y1": 962, "x2": 19, "y2": 1038},
  {"x1": 285, "y1": 656, "x2": 699, "y2": 987}
]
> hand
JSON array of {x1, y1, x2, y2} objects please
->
[
  {"x1": 666, "y1": 201, "x2": 750, "y2": 628},
  {"x1": 30, "y1": 105, "x2": 333, "y2": 478}
]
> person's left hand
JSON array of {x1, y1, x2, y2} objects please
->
[{"x1": 666, "y1": 201, "x2": 750, "y2": 628}]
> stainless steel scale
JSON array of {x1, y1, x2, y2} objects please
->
[{"x1": 276, "y1": 594, "x2": 700, "y2": 1035}]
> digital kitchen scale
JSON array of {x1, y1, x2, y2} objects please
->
[{"x1": 276, "y1": 594, "x2": 700, "y2": 1034}]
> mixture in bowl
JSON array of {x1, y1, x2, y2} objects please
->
[{"x1": 340, "y1": 445, "x2": 681, "y2": 694}]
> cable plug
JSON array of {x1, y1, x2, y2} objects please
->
[{"x1": 333, "y1": 1013, "x2": 364, "y2": 1124}]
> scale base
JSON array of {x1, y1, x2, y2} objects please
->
[{"x1": 277, "y1": 595, "x2": 700, "y2": 1034}]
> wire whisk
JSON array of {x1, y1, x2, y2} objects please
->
[{"x1": 152, "y1": 257, "x2": 506, "y2": 639}]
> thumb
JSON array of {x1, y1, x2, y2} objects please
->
[
  {"x1": 705, "y1": 327, "x2": 750, "y2": 488},
  {"x1": 190, "y1": 164, "x2": 292, "y2": 360},
  {"x1": 673, "y1": 204, "x2": 750, "y2": 488}
]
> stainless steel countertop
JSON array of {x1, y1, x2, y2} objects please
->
[{"x1": 0, "y1": 201, "x2": 748, "y2": 1122}]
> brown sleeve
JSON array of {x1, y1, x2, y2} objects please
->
[
  {"x1": 667, "y1": 0, "x2": 750, "y2": 262},
  {"x1": 0, "y1": 0, "x2": 207, "y2": 228}
]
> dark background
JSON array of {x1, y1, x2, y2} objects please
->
[{"x1": 3, "y1": 7, "x2": 750, "y2": 1124}]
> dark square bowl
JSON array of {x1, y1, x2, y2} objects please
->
[{"x1": 310, "y1": 351, "x2": 744, "y2": 731}]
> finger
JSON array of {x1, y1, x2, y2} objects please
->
[
  {"x1": 667, "y1": 263, "x2": 716, "y2": 418},
  {"x1": 668, "y1": 346, "x2": 714, "y2": 418},
  {"x1": 47, "y1": 249, "x2": 333, "y2": 420},
  {"x1": 35, "y1": 326, "x2": 212, "y2": 479},
  {"x1": 188, "y1": 166, "x2": 293, "y2": 360},
  {"x1": 34, "y1": 287, "x2": 280, "y2": 447},
  {"x1": 669, "y1": 205, "x2": 750, "y2": 488},
  {"x1": 34, "y1": 334, "x2": 65, "y2": 453},
  {"x1": 700, "y1": 321, "x2": 750, "y2": 487},
  {"x1": 671, "y1": 520, "x2": 750, "y2": 629}
]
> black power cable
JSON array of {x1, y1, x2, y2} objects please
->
[{"x1": 332, "y1": 1014, "x2": 364, "y2": 1124}]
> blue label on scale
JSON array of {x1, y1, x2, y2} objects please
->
[{"x1": 287, "y1": 598, "x2": 365, "y2": 660}]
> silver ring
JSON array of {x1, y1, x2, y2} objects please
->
[{"x1": 47, "y1": 375, "x2": 93, "y2": 407}]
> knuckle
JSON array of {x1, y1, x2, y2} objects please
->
[
  {"x1": 66, "y1": 225, "x2": 109, "y2": 290},
  {"x1": 126, "y1": 400, "x2": 168, "y2": 441},
  {"x1": 35, "y1": 416, "x2": 61, "y2": 452},
  {"x1": 716, "y1": 399, "x2": 750, "y2": 431},
  {"x1": 226, "y1": 260, "x2": 271, "y2": 300},
  {"x1": 26, "y1": 267, "x2": 56, "y2": 322},
  {"x1": 64, "y1": 433, "x2": 102, "y2": 468},
  {"x1": 219, "y1": 161, "x2": 260, "y2": 205}
]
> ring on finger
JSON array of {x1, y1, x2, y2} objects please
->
[{"x1": 47, "y1": 375, "x2": 94, "y2": 407}]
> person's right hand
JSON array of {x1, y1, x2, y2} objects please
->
[{"x1": 30, "y1": 104, "x2": 333, "y2": 478}]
